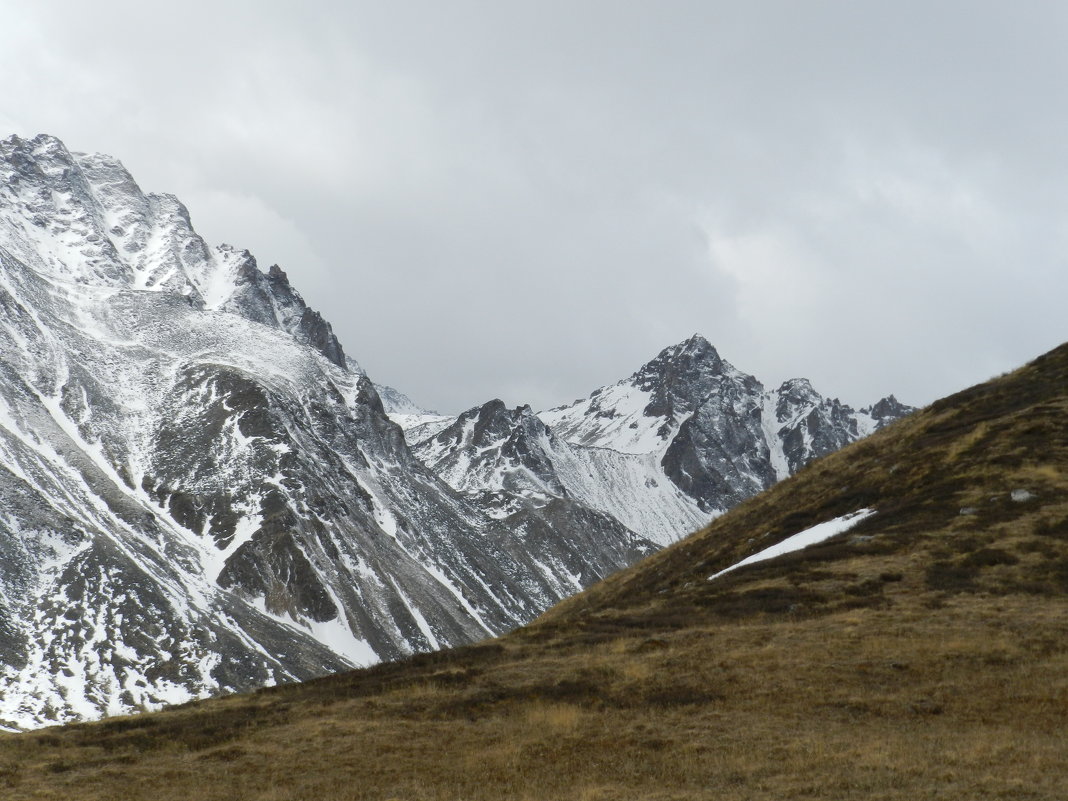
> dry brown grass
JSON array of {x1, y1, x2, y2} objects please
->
[
  {"x1": 2, "y1": 593, "x2": 1066, "y2": 800},
  {"x1": 2, "y1": 344, "x2": 1068, "y2": 800}
]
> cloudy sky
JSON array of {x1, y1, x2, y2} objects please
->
[{"x1": 3, "y1": 1, "x2": 1066, "y2": 413}]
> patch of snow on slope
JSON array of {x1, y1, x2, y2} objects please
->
[
  {"x1": 540, "y1": 380, "x2": 671, "y2": 454},
  {"x1": 248, "y1": 594, "x2": 376, "y2": 669},
  {"x1": 853, "y1": 411, "x2": 878, "y2": 438},
  {"x1": 708, "y1": 509, "x2": 876, "y2": 581},
  {"x1": 418, "y1": 561, "x2": 495, "y2": 636},
  {"x1": 375, "y1": 383, "x2": 433, "y2": 416},
  {"x1": 546, "y1": 442, "x2": 710, "y2": 546},
  {"x1": 389, "y1": 578, "x2": 441, "y2": 650},
  {"x1": 197, "y1": 245, "x2": 243, "y2": 309},
  {"x1": 391, "y1": 412, "x2": 454, "y2": 445},
  {"x1": 760, "y1": 389, "x2": 791, "y2": 482}
]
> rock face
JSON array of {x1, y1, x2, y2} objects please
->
[
  {"x1": 407, "y1": 336, "x2": 912, "y2": 545},
  {"x1": 0, "y1": 134, "x2": 652, "y2": 729}
]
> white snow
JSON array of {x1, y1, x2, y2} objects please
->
[
  {"x1": 541, "y1": 381, "x2": 672, "y2": 454},
  {"x1": 412, "y1": 402, "x2": 712, "y2": 546},
  {"x1": 708, "y1": 509, "x2": 876, "y2": 581},
  {"x1": 302, "y1": 614, "x2": 377, "y2": 667},
  {"x1": 759, "y1": 389, "x2": 791, "y2": 482},
  {"x1": 549, "y1": 442, "x2": 711, "y2": 546},
  {"x1": 854, "y1": 411, "x2": 878, "y2": 438},
  {"x1": 389, "y1": 579, "x2": 441, "y2": 650},
  {"x1": 417, "y1": 561, "x2": 495, "y2": 636}
]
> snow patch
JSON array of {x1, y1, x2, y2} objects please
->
[
  {"x1": 708, "y1": 509, "x2": 876, "y2": 581},
  {"x1": 760, "y1": 389, "x2": 791, "y2": 482}
]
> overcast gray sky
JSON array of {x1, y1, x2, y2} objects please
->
[{"x1": 3, "y1": 1, "x2": 1066, "y2": 413}]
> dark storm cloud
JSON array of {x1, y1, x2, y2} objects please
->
[{"x1": 3, "y1": 1, "x2": 1066, "y2": 412}]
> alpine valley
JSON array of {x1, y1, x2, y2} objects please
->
[{"x1": 0, "y1": 134, "x2": 912, "y2": 729}]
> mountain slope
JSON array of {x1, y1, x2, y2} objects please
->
[
  {"x1": 0, "y1": 134, "x2": 656, "y2": 728},
  {"x1": 4, "y1": 342, "x2": 1063, "y2": 800}
]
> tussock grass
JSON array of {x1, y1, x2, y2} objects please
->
[{"x1": 4, "y1": 597, "x2": 1066, "y2": 800}]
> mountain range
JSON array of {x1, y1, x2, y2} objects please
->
[
  {"x1": 402, "y1": 334, "x2": 910, "y2": 546},
  {"x1": 0, "y1": 133, "x2": 910, "y2": 728},
  {"x1": 3, "y1": 329, "x2": 1064, "y2": 801}
]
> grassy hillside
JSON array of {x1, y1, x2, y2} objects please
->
[{"x1": 2, "y1": 345, "x2": 1067, "y2": 800}]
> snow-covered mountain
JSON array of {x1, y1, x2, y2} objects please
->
[
  {"x1": 0, "y1": 134, "x2": 653, "y2": 729},
  {"x1": 404, "y1": 335, "x2": 912, "y2": 546},
  {"x1": 0, "y1": 134, "x2": 911, "y2": 730}
]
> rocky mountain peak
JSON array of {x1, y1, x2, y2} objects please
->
[
  {"x1": 411, "y1": 398, "x2": 567, "y2": 502},
  {"x1": 1, "y1": 133, "x2": 73, "y2": 177},
  {"x1": 863, "y1": 394, "x2": 914, "y2": 426},
  {"x1": 443, "y1": 399, "x2": 545, "y2": 451},
  {"x1": 777, "y1": 377, "x2": 817, "y2": 396},
  {"x1": 632, "y1": 335, "x2": 758, "y2": 432},
  {"x1": 0, "y1": 135, "x2": 347, "y2": 369},
  {"x1": 267, "y1": 263, "x2": 291, "y2": 285},
  {"x1": 535, "y1": 335, "x2": 912, "y2": 526},
  {"x1": 633, "y1": 334, "x2": 725, "y2": 393},
  {"x1": 471, "y1": 398, "x2": 512, "y2": 443},
  {"x1": 775, "y1": 378, "x2": 822, "y2": 416}
]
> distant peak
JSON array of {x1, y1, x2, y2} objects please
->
[
  {"x1": 1, "y1": 133, "x2": 62, "y2": 153},
  {"x1": 374, "y1": 383, "x2": 430, "y2": 415},
  {"x1": 267, "y1": 264, "x2": 290, "y2": 285},
  {"x1": 30, "y1": 135, "x2": 77, "y2": 163},
  {"x1": 662, "y1": 334, "x2": 720, "y2": 365},
  {"x1": 0, "y1": 133, "x2": 77, "y2": 179},
  {"x1": 478, "y1": 398, "x2": 508, "y2": 416},
  {"x1": 1, "y1": 133, "x2": 65, "y2": 151},
  {"x1": 468, "y1": 399, "x2": 540, "y2": 430},
  {"x1": 434, "y1": 398, "x2": 528, "y2": 448},
  {"x1": 0, "y1": 133, "x2": 28, "y2": 150},
  {"x1": 778, "y1": 378, "x2": 816, "y2": 393},
  {"x1": 864, "y1": 395, "x2": 915, "y2": 421},
  {"x1": 30, "y1": 132, "x2": 64, "y2": 146},
  {"x1": 634, "y1": 334, "x2": 725, "y2": 390},
  {"x1": 654, "y1": 334, "x2": 717, "y2": 364}
]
